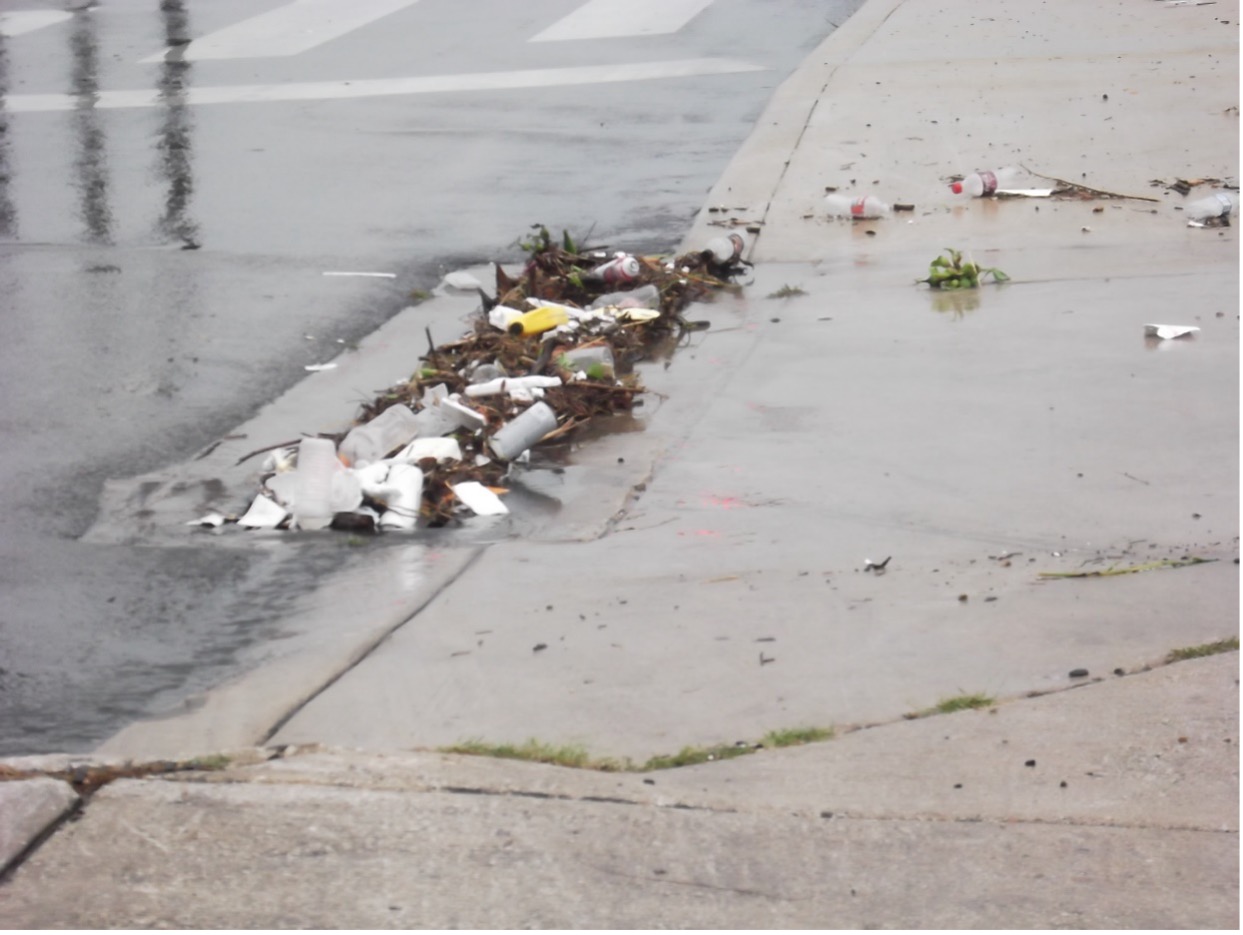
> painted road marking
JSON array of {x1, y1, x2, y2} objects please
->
[
  {"x1": 139, "y1": 0, "x2": 421, "y2": 63},
  {"x1": 0, "y1": 10, "x2": 72, "y2": 38},
  {"x1": 531, "y1": 0, "x2": 715, "y2": 42},
  {"x1": 5, "y1": 58, "x2": 764, "y2": 113}
]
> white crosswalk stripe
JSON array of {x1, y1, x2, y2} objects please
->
[
  {"x1": 531, "y1": 0, "x2": 716, "y2": 42},
  {"x1": 0, "y1": 10, "x2": 71, "y2": 38},
  {"x1": 4, "y1": 58, "x2": 765, "y2": 112},
  {"x1": 139, "y1": 0, "x2": 422, "y2": 62}
]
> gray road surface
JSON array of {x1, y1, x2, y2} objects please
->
[{"x1": 0, "y1": 0, "x2": 862, "y2": 754}]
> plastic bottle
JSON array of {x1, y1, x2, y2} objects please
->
[
  {"x1": 1184, "y1": 192, "x2": 1234, "y2": 221},
  {"x1": 588, "y1": 283, "x2": 660, "y2": 311},
  {"x1": 338, "y1": 404, "x2": 420, "y2": 468},
  {"x1": 824, "y1": 193, "x2": 892, "y2": 219},
  {"x1": 950, "y1": 167, "x2": 1019, "y2": 197},
  {"x1": 507, "y1": 305, "x2": 570, "y2": 337},
  {"x1": 558, "y1": 345, "x2": 615, "y2": 380},
  {"x1": 703, "y1": 232, "x2": 747, "y2": 265},
  {"x1": 292, "y1": 437, "x2": 341, "y2": 530},
  {"x1": 489, "y1": 401, "x2": 558, "y2": 461},
  {"x1": 586, "y1": 254, "x2": 641, "y2": 286}
]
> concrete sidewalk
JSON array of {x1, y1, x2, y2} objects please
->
[
  {"x1": 1, "y1": 653, "x2": 1237, "y2": 928},
  {"x1": 2, "y1": 0, "x2": 1239, "y2": 927}
]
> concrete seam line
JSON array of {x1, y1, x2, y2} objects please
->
[
  {"x1": 0, "y1": 796, "x2": 83, "y2": 884},
  {"x1": 256, "y1": 544, "x2": 490, "y2": 745},
  {"x1": 816, "y1": 813, "x2": 1239, "y2": 835}
]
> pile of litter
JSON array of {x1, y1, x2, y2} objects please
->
[{"x1": 200, "y1": 226, "x2": 748, "y2": 535}]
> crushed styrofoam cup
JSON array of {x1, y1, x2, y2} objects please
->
[
  {"x1": 442, "y1": 394, "x2": 487, "y2": 430},
  {"x1": 399, "y1": 437, "x2": 463, "y2": 463},
  {"x1": 238, "y1": 495, "x2": 288, "y2": 529},
  {"x1": 1144, "y1": 324, "x2": 1200, "y2": 340},
  {"x1": 451, "y1": 481, "x2": 509, "y2": 516},
  {"x1": 265, "y1": 470, "x2": 298, "y2": 506}
]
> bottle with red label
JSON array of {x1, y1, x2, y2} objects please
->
[
  {"x1": 950, "y1": 167, "x2": 1020, "y2": 197},
  {"x1": 824, "y1": 193, "x2": 892, "y2": 219},
  {"x1": 586, "y1": 253, "x2": 642, "y2": 285}
]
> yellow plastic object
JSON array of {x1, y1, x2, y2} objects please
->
[{"x1": 508, "y1": 305, "x2": 570, "y2": 337}]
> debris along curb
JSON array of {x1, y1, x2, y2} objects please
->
[{"x1": 192, "y1": 227, "x2": 748, "y2": 536}]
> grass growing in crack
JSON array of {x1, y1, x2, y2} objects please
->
[
  {"x1": 441, "y1": 724, "x2": 840, "y2": 773},
  {"x1": 1166, "y1": 636, "x2": 1239, "y2": 663},
  {"x1": 185, "y1": 754, "x2": 231, "y2": 771},
  {"x1": 908, "y1": 692, "x2": 996, "y2": 719},
  {"x1": 441, "y1": 739, "x2": 596, "y2": 769},
  {"x1": 640, "y1": 744, "x2": 753, "y2": 771},
  {"x1": 763, "y1": 726, "x2": 834, "y2": 748},
  {"x1": 767, "y1": 284, "x2": 806, "y2": 299},
  {"x1": 934, "y1": 692, "x2": 995, "y2": 714}
]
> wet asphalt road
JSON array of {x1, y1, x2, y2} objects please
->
[{"x1": 0, "y1": 0, "x2": 863, "y2": 754}]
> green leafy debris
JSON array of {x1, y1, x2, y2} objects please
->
[{"x1": 918, "y1": 247, "x2": 1009, "y2": 289}]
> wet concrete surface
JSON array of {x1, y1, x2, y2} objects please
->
[
  {"x1": 0, "y1": 0, "x2": 860, "y2": 754},
  {"x1": 260, "y1": 257, "x2": 1237, "y2": 761}
]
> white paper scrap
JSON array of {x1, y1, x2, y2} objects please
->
[
  {"x1": 186, "y1": 512, "x2": 229, "y2": 528},
  {"x1": 238, "y1": 494, "x2": 288, "y2": 528},
  {"x1": 1144, "y1": 324, "x2": 1200, "y2": 340},
  {"x1": 995, "y1": 188, "x2": 1055, "y2": 198},
  {"x1": 451, "y1": 481, "x2": 509, "y2": 516},
  {"x1": 442, "y1": 271, "x2": 483, "y2": 290}
]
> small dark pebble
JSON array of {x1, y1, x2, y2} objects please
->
[
  {"x1": 1069, "y1": 668, "x2": 1090, "y2": 679},
  {"x1": 1113, "y1": 668, "x2": 1125, "y2": 676},
  {"x1": 1060, "y1": 781, "x2": 1068, "y2": 788},
  {"x1": 643, "y1": 778, "x2": 655, "y2": 785},
  {"x1": 1025, "y1": 759, "x2": 1037, "y2": 768},
  {"x1": 865, "y1": 230, "x2": 877, "y2": 237},
  {"x1": 533, "y1": 643, "x2": 547, "y2": 653},
  {"x1": 953, "y1": 783, "x2": 962, "y2": 789},
  {"x1": 957, "y1": 594, "x2": 969, "y2": 602},
  {"x1": 653, "y1": 869, "x2": 667, "y2": 876},
  {"x1": 984, "y1": 596, "x2": 998, "y2": 602},
  {"x1": 820, "y1": 810, "x2": 833, "y2": 819}
]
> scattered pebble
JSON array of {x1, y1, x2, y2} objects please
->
[
  {"x1": 1069, "y1": 668, "x2": 1090, "y2": 679},
  {"x1": 1025, "y1": 759, "x2": 1037, "y2": 768},
  {"x1": 533, "y1": 643, "x2": 547, "y2": 653}
]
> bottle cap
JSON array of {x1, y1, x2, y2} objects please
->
[{"x1": 950, "y1": 181, "x2": 964, "y2": 194}]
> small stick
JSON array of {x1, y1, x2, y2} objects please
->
[
  {"x1": 234, "y1": 438, "x2": 303, "y2": 466},
  {"x1": 1021, "y1": 165, "x2": 1160, "y2": 203}
]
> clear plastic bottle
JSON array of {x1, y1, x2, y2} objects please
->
[
  {"x1": 338, "y1": 405, "x2": 420, "y2": 468},
  {"x1": 824, "y1": 193, "x2": 892, "y2": 219},
  {"x1": 1184, "y1": 192, "x2": 1234, "y2": 221},
  {"x1": 702, "y1": 232, "x2": 747, "y2": 265},
  {"x1": 588, "y1": 283, "x2": 660, "y2": 311},
  {"x1": 557, "y1": 345, "x2": 615, "y2": 380},
  {"x1": 950, "y1": 167, "x2": 1020, "y2": 197}
]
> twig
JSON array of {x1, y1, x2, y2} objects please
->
[
  {"x1": 1021, "y1": 165, "x2": 1160, "y2": 203},
  {"x1": 1039, "y1": 557, "x2": 1215, "y2": 578},
  {"x1": 234, "y1": 438, "x2": 303, "y2": 467}
]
